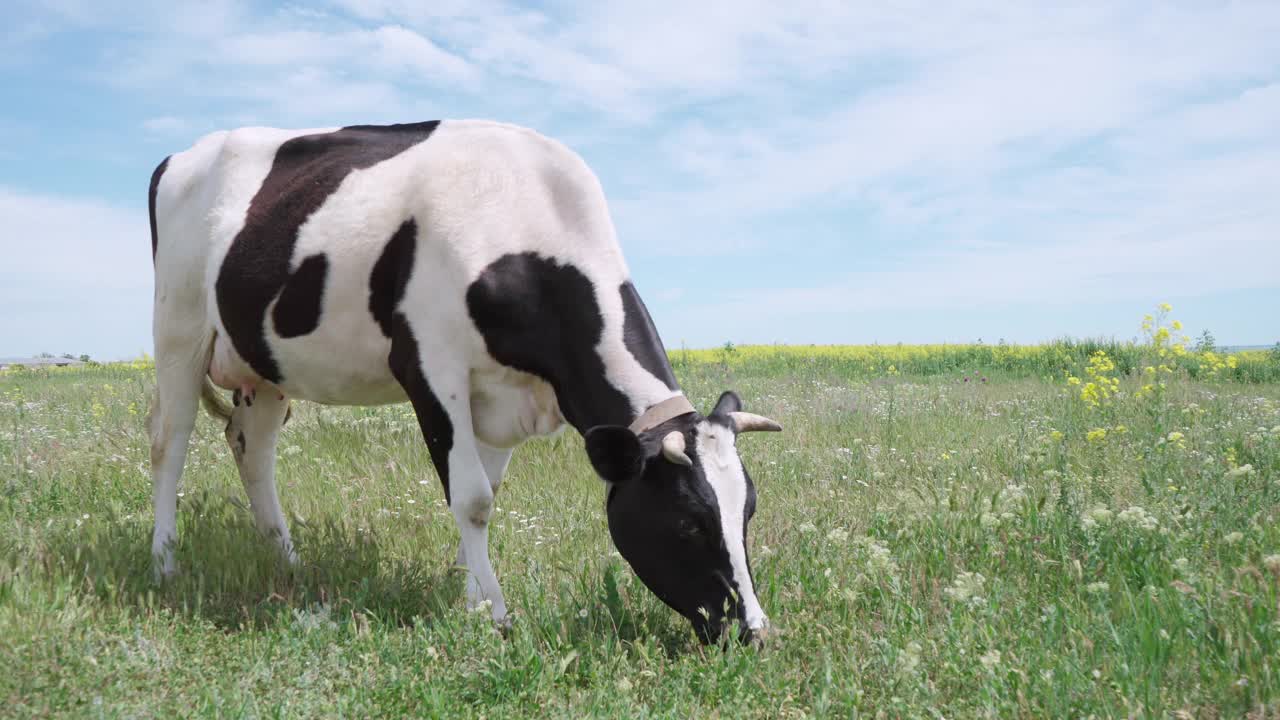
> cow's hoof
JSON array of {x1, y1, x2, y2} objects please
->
[
  {"x1": 493, "y1": 614, "x2": 514, "y2": 638},
  {"x1": 151, "y1": 558, "x2": 179, "y2": 585},
  {"x1": 747, "y1": 623, "x2": 779, "y2": 649}
]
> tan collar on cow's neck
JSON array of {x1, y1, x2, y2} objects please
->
[{"x1": 629, "y1": 395, "x2": 696, "y2": 434}]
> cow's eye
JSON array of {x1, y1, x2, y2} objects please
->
[{"x1": 679, "y1": 517, "x2": 704, "y2": 537}]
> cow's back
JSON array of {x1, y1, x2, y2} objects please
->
[{"x1": 152, "y1": 120, "x2": 631, "y2": 406}]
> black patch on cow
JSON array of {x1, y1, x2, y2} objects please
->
[
  {"x1": 232, "y1": 388, "x2": 241, "y2": 407},
  {"x1": 466, "y1": 252, "x2": 634, "y2": 431},
  {"x1": 272, "y1": 253, "x2": 329, "y2": 338},
  {"x1": 368, "y1": 219, "x2": 417, "y2": 338},
  {"x1": 215, "y1": 121, "x2": 441, "y2": 383},
  {"x1": 388, "y1": 312, "x2": 453, "y2": 503},
  {"x1": 619, "y1": 280, "x2": 678, "y2": 391},
  {"x1": 236, "y1": 431, "x2": 246, "y2": 456},
  {"x1": 148, "y1": 156, "x2": 170, "y2": 261}
]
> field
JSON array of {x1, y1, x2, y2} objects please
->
[{"x1": 3, "y1": 316, "x2": 1280, "y2": 717}]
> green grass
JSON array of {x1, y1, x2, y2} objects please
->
[{"x1": 2, "y1": 355, "x2": 1279, "y2": 718}]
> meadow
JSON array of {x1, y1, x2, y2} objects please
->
[{"x1": 2, "y1": 308, "x2": 1279, "y2": 718}]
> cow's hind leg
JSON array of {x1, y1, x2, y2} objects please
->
[
  {"x1": 148, "y1": 345, "x2": 210, "y2": 580},
  {"x1": 225, "y1": 387, "x2": 296, "y2": 565},
  {"x1": 390, "y1": 324, "x2": 509, "y2": 624}
]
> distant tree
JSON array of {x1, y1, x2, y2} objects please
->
[
  {"x1": 36, "y1": 352, "x2": 54, "y2": 358},
  {"x1": 79, "y1": 354, "x2": 91, "y2": 363},
  {"x1": 1195, "y1": 329, "x2": 1216, "y2": 353}
]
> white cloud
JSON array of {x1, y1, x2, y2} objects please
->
[
  {"x1": 372, "y1": 25, "x2": 477, "y2": 83},
  {"x1": 3, "y1": 1, "x2": 1278, "y2": 351},
  {"x1": 0, "y1": 187, "x2": 153, "y2": 359}
]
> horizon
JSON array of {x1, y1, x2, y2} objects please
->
[{"x1": 3, "y1": 2, "x2": 1278, "y2": 360}]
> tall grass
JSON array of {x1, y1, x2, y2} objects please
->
[{"x1": 2, "y1": 304, "x2": 1278, "y2": 716}]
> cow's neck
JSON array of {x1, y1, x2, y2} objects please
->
[
  {"x1": 555, "y1": 351, "x2": 685, "y2": 434},
  {"x1": 555, "y1": 306, "x2": 686, "y2": 434}
]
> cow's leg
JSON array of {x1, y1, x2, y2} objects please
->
[
  {"x1": 455, "y1": 442, "x2": 514, "y2": 601},
  {"x1": 147, "y1": 345, "x2": 209, "y2": 580},
  {"x1": 225, "y1": 387, "x2": 296, "y2": 565},
  {"x1": 390, "y1": 330, "x2": 508, "y2": 624}
]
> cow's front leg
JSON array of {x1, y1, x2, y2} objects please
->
[
  {"x1": 389, "y1": 326, "x2": 508, "y2": 625},
  {"x1": 455, "y1": 442, "x2": 513, "y2": 611},
  {"x1": 449, "y1": 445, "x2": 507, "y2": 623}
]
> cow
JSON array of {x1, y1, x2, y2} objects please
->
[{"x1": 146, "y1": 119, "x2": 782, "y2": 643}]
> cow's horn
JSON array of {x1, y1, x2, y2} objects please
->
[
  {"x1": 661, "y1": 431, "x2": 692, "y2": 466},
  {"x1": 729, "y1": 412, "x2": 782, "y2": 433}
]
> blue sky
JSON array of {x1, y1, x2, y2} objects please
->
[{"x1": 2, "y1": 1, "x2": 1278, "y2": 360}]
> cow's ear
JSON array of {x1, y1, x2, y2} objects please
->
[
  {"x1": 584, "y1": 425, "x2": 645, "y2": 484},
  {"x1": 711, "y1": 390, "x2": 743, "y2": 416}
]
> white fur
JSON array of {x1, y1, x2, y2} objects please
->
[
  {"x1": 149, "y1": 120, "x2": 682, "y2": 621},
  {"x1": 695, "y1": 422, "x2": 768, "y2": 631}
]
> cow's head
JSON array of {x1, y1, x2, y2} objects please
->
[{"x1": 584, "y1": 391, "x2": 781, "y2": 644}]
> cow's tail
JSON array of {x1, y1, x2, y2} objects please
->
[{"x1": 199, "y1": 376, "x2": 233, "y2": 424}]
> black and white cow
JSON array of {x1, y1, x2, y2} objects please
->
[{"x1": 146, "y1": 119, "x2": 782, "y2": 643}]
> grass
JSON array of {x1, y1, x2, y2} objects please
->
[{"x1": 2, "y1": 343, "x2": 1279, "y2": 717}]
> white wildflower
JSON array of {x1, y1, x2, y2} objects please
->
[
  {"x1": 998, "y1": 484, "x2": 1027, "y2": 508},
  {"x1": 979, "y1": 649, "x2": 1001, "y2": 671},
  {"x1": 1224, "y1": 531, "x2": 1244, "y2": 545},
  {"x1": 291, "y1": 604, "x2": 338, "y2": 632},
  {"x1": 1085, "y1": 581, "x2": 1109, "y2": 594},
  {"x1": 1117, "y1": 506, "x2": 1158, "y2": 531},
  {"x1": 944, "y1": 571, "x2": 986, "y2": 606},
  {"x1": 826, "y1": 527, "x2": 849, "y2": 544},
  {"x1": 1262, "y1": 554, "x2": 1280, "y2": 572},
  {"x1": 1080, "y1": 506, "x2": 1113, "y2": 531},
  {"x1": 896, "y1": 641, "x2": 922, "y2": 678},
  {"x1": 1224, "y1": 464, "x2": 1255, "y2": 480},
  {"x1": 858, "y1": 538, "x2": 899, "y2": 578},
  {"x1": 798, "y1": 522, "x2": 818, "y2": 534}
]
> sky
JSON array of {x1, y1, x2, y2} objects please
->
[{"x1": 2, "y1": 1, "x2": 1278, "y2": 361}]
